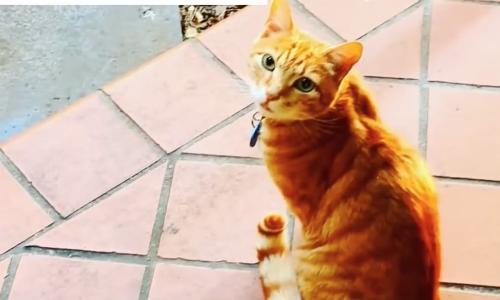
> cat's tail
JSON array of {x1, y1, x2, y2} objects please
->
[{"x1": 256, "y1": 213, "x2": 302, "y2": 300}]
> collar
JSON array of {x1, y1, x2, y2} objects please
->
[{"x1": 249, "y1": 112, "x2": 265, "y2": 147}]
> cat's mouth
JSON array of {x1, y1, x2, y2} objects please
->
[{"x1": 259, "y1": 102, "x2": 273, "y2": 113}]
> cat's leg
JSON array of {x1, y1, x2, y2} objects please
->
[{"x1": 256, "y1": 213, "x2": 302, "y2": 300}]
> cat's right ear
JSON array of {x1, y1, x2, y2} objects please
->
[{"x1": 260, "y1": 0, "x2": 294, "y2": 38}]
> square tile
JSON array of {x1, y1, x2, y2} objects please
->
[
  {"x1": 28, "y1": 164, "x2": 166, "y2": 255},
  {"x1": 368, "y1": 82, "x2": 420, "y2": 147},
  {"x1": 427, "y1": 88, "x2": 500, "y2": 181},
  {"x1": 198, "y1": 5, "x2": 341, "y2": 80},
  {"x1": 9, "y1": 255, "x2": 144, "y2": 300},
  {"x1": 357, "y1": 8, "x2": 423, "y2": 79},
  {"x1": 1, "y1": 94, "x2": 160, "y2": 216},
  {"x1": 149, "y1": 264, "x2": 262, "y2": 300},
  {"x1": 102, "y1": 40, "x2": 252, "y2": 153},
  {"x1": 438, "y1": 181, "x2": 500, "y2": 286},
  {"x1": 428, "y1": 1, "x2": 500, "y2": 86},
  {"x1": 298, "y1": 0, "x2": 417, "y2": 40},
  {"x1": 0, "y1": 163, "x2": 52, "y2": 254},
  {"x1": 158, "y1": 161, "x2": 286, "y2": 263}
]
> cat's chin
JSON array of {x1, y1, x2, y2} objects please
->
[{"x1": 259, "y1": 110, "x2": 304, "y2": 123}]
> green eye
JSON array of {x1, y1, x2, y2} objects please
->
[
  {"x1": 294, "y1": 77, "x2": 315, "y2": 93},
  {"x1": 261, "y1": 54, "x2": 275, "y2": 71}
]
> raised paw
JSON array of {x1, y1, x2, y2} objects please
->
[
  {"x1": 258, "y1": 213, "x2": 287, "y2": 234},
  {"x1": 256, "y1": 213, "x2": 289, "y2": 262}
]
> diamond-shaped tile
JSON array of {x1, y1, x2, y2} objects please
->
[
  {"x1": 158, "y1": 161, "x2": 285, "y2": 263},
  {"x1": 358, "y1": 8, "x2": 423, "y2": 79},
  {"x1": 440, "y1": 289, "x2": 500, "y2": 300},
  {"x1": 368, "y1": 82, "x2": 420, "y2": 147},
  {"x1": 102, "y1": 40, "x2": 252, "y2": 153},
  {"x1": 185, "y1": 112, "x2": 262, "y2": 158},
  {"x1": 1, "y1": 94, "x2": 160, "y2": 216},
  {"x1": 28, "y1": 163, "x2": 166, "y2": 255},
  {"x1": 427, "y1": 88, "x2": 500, "y2": 181},
  {"x1": 298, "y1": 0, "x2": 417, "y2": 40},
  {"x1": 429, "y1": 1, "x2": 500, "y2": 86},
  {"x1": 198, "y1": 5, "x2": 341, "y2": 80},
  {"x1": 0, "y1": 163, "x2": 52, "y2": 254},
  {"x1": 149, "y1": 264, "x2": 261, "y2": 300},
  {"x1": 9, "y1": 255, "x2": 144, "y2": 300},
  {"x1": 438, "y1": 181, "x2": 500, "y2": 286}
]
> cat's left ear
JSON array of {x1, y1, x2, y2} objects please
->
[
  {"x1": 323, "y1": 41, "x2": 364, "y2": 77},
  {"x1": 261, "y1": 0, "x2": 294, "y2": 38}
]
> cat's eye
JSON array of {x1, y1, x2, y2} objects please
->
[
  {"x1": 261, "y1": 54, "x2": 275, "y2": 71},
  {"x1": 294, "y1": 77, "x2": 315, "y2": 93}
]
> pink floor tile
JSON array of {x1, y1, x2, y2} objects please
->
[
  {"x1": 149, "y1": 264, "x2": 262, "y2": 300},
  {"x1": 158, "y1": 161, "x2": 285, "y2": 263},
  {"x1": 1, "y1": 94, "x2": 160, "y2": 216},
  {"x1": 0, "y1": 163, "x2": 52, "y2": 254},
  {"x1": 102, "y1": 41, "x2": 252, "y2": 153},
  {"x1": 28, "y1": 164, "x2": 166, "y2": 255},
  {"x1": 299, "y1": 0, "x2": 417, "y2": 40},
  {"x1": 9, "y1": 255, "x2": 144, "y2": 300}
]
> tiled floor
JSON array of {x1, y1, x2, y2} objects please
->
[{"x1": 1, "y1": 0, "x2": 500, "y2": 299}]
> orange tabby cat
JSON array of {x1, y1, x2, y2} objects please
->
[{"x1": 249, "y1": 0, "x2": 441, "y2": 299}]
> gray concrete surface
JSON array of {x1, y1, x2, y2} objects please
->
[{"x1": 0, "y1": 5, "x2": 183, "y2": 141}]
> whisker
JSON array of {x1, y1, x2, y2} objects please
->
[{"x1": 222, "y1": 79, "x2": 252, "y2": 96}]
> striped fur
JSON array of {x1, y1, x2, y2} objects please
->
[{"x1": 250, "y1": 0, "x2": 441, "y2": 299}]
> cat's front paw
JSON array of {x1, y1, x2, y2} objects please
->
[
  {"x1": 258, "y1": 213, "x2": 287, "y2": 234},
  {"x1": 256, "y1": 213, "x2": 289, "y2": 262}
]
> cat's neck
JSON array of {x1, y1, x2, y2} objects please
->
[{"x1": 259, "y1": 71, "x2": 381, "y2": 225}]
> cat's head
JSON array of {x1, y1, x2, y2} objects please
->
[{"x1": 248, "y1": 0, "x2": 363, "y2": 121}]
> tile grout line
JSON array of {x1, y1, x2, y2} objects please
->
[
  {"x1": 97, "y1": 90, "x2": 166, "y2": 157},
  {"x1": 155, "y1": 258, "x2": 258, "y2": 271},
  {"x1": 288, "y1": 0, "x2": 346, "y2": 42},
  {"x1": 427, "y1": 80, "x2": 500, "y2": 92},
  {"x1": 5, "y1": 246, "x2": 258, "y2": 271},
  {"x1": 0, "y1": 157, "x2": 167, "y2": 262},
  {"x1": 366, "y1": 76, "x2": 500, "y2": 93},
  {"x1": 365, "y1": 76, "x2": 420, "y2": 85},
  {"x1": 435, "y1": 176, "x2": 500, "y2": 187},
  {"x1": 451, "y1": 0, "x2": 500, "y2": 6},
  {"x1": 0, "y1": 255, "x2": 21, "y2": 300},
  {"x1": 170, "y1": 103, "x2": 257, "y2": 155},
  {"x1": 22, "y1": 247, "x2": 148, "y2": 265},
  {"x1": 179, "y1": 153, "x2": 263, "y2": 166},
  {"x1": 358, "y1": 1, "x2": 425, "y2": 42},
  {"x1": 0, "y1": 150, "x2": 62, "y2": 222},
  {"x1": 193, "y1": 38, "x2": 242, "y2": 81},
  {"x1": 441, "y1": 282, "x2": 500, "y2": 294},
  {"x1": 417, "y1": 0, "x2": 433, "y2": 158},
  {"x1": 137, "y1": 158, "x2": 177, "y2": 300}
]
